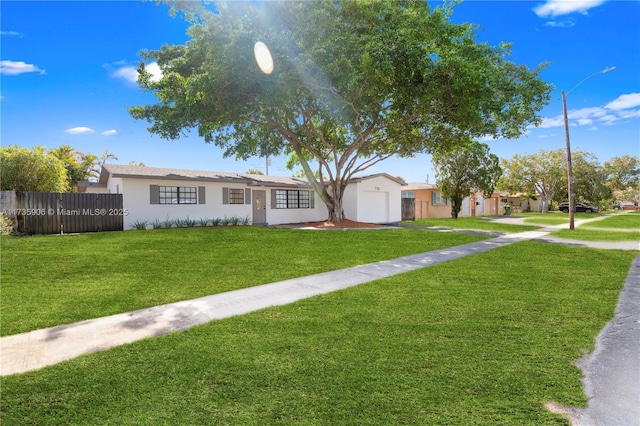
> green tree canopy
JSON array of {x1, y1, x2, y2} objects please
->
[
  {"x1": 49, "y1": 145, "x2": 102, "y2": 191},
  {"x1": 0, "y1": 145, "x2": 68, "y2": 192},
  {"x1": 130, "y1": 0, "x2": 552, "y2": 222},
  {"x1": 604, "y1": 155, "x2": 639, "y2": 192},
  {"x1": 498, "y1": 149, "x2": 566, "y2": 213},
  {"x1": 572, "y1": 151, "x2": 611, "y2": 209},
  {"x1": 432, "y1": 140, "x2": 501, "y2": 219}
]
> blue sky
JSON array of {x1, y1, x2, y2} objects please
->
[{"x1": 2, "y1": 0, "x2": 639, "y2": 183}]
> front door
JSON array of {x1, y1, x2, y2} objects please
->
[{"x1": 252, "y1": 190, "x2": 267, "y2": 225}]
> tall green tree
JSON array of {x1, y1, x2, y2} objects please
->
[
  {"x1": 432, "y1": 140, "x2": 501, "y2": 219},
  {"x1": 572, "y1": 151, "x2": 611, "y2": 208},
  {"x1": 0, "y1": 145, "x2": 68, "y2": 192},
  {"x1": 604, "y1": 155, "x2": 639, "y2": 192},
  {"x1": 498, "y1": 149, "x2": 566, "y2": 213},
  {"x1": 49, "y1": 145, "x2": 102, "y2": 191},
  {"x1": 130, "y1": 0, "x2": 552, "y2": 222}
]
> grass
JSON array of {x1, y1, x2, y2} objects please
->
[
  {"x1": 402, "y1": 216, "x2": 540, "y2": 233},
  {"x1": 552, "y1": 228, "x2": 640, "y2": 242},
  {"x1": 0, "y1": 227, "x2": 487, "y2": 336},
  {"x1": 1, "y1": 242, "x2": 635, "y2": 424},
  {"x1": 579, "y1": 212, "x2": 640, "y2": 229},
  {"x1": 523, "y1": 212, "x2": 605, "y2": 226}
]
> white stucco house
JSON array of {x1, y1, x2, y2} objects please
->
[{"x1": 79, "y1": 164, "x2": 404, "y2": 229}]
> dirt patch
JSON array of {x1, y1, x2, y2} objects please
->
[{"x1": 285, "y1": 219, "x2": 385, "y2": 229}]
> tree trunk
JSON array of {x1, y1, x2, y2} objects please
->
[
  {"x1": 325, "y1": 182, "x2": 346, "y2": 223},
  {"x1": 327, "y1": 197, "x2": 345, "y2": 223},
  {"x1": 450, "y1": 196, "x2": 463, "y2": 219}
]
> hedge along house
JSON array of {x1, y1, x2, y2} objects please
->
[
  {"x1": 401, "y1": 182, "x2": 501, "y2": 220},
  {"x1": 79, "y1": 164, "x2": 403, "y2": 229}
]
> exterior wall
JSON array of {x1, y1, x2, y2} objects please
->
[
  {"x1": 344, "y1": 176, "x2": 402, "y2": 223},
  {"x1": 484, "y1": 194, "x2": 500, "y2": 216},
  {"x1": 409, "y1": 188, "x2": 450, "y2": 219},
  {"x1": 267, "y1": 191, "x2": 326, "y2": 224},
  {"x1": 500, "y1": 196, "x2": 541, "y2": 213},
  {"x1": 88, "y1": 176, "x2": 326, "y2": 228}
]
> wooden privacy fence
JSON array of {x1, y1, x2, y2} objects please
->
[
  {"x1": 0, "y1": 191, "x2": 123, "y2": 234},
  {"x1": 401, "y1": 198, "x2": 415, "y2": 221}
]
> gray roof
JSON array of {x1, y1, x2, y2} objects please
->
[
  {"x1": 403, "y1": 182, "x2": 437, "y2": 191},
  {"x1": 98, "y1": 165, "x2": 405, "y2": 189},
  {"x1": 100, "y1": 164, "x2": 310, "y2": 188}
]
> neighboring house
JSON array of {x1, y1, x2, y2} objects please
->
[
  {"x1": 79, "y1": 164, "x2": 403, "y2": 229},
  {"x1": 497, "y1": 192, "x2": 541, "y2": 213},
  {"x1": 401, "y1": 183, "x2": 501, "y2": 219}
]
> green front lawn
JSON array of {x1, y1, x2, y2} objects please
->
[
  {"x1": 580, "y1": 212, "x2": 640, "y2": 229},
  {"x1": 403, "y1": 216, "x2": 540, "y2": 232},
  {"x1": 523, "y1": 212, "x2": 605, "y2": 226},
  {"x1": 1, "y1": 242, "x2": 635, "y2": 424},
  {"x1": 551, "y1": 229, "x2": 640, "y2": 242},
  {"x1": 0, "y1": 227, "x2": 487, "y2": 336}
]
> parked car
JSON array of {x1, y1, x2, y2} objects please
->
[{"x1": 558, "y1": 202, "x2": 598, "y2": 213}]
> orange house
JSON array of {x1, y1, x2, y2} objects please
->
[{"x1": 402, "y1": 183, "x2": 501, "y2": 220}]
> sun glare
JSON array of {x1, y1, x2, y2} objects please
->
[{"x1": 253, "y1": 41, "x2": 274, "y2": 75}]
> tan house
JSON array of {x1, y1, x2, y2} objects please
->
[
  {"x1": 402, "y1": 183, "x2": 501, "y2": 220},
  {"x1": 497, "y1": 192, "x2": 541, "y2": 213}
]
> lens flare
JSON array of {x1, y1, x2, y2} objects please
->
[{"x1": 253, "y1": 41, "x2": 274, "y2": 75}]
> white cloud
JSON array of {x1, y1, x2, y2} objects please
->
[
  {"x1": 65, "y1": 127, "x2": 95, "y2": 135},
  {"x1": 102, "y1": 130, "x2": 118, "y2": 136},
  {"x1": 543, "y1": 19, "x2": 576, "y2": 28},
  {"x1": 533, "y1": 0, "x2": 606, "y2": 18},
  {"x1": 1, "y1": 31, "x2": 24, "y2": 38},
  {"x1": 537, "y1": 92, "x2": 640, "y2": 130},
  {"x1": 538, "y1": 115, "x2": 565, "y2": 129},
  {"x1": 0, "y1": 60, "x2": 46, "y2": 76},
  {"x1": 605, "y1": 93, "x2": 640, "y2": 111},
  {"x1": 112, "y1": 66, "x2": 138, "y2": 83},
  {"x1": 111, "y1": 61, "x2": 162, "y2": 84}
]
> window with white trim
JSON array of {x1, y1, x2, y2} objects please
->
[{"x1": 431, "y1": 191, "x2": 450, "y2": 206}]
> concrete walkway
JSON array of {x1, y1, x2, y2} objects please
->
[{"x1": 1, "y1": 218, "x2": 638, "y2": 425}]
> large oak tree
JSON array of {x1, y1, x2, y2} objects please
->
[{"x1": 130, "y1": 0, "x2": 552, "y2": 222}]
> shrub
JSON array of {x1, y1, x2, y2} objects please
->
[
  {"x1": 198, "y1": 217, "x2": 210, "y2": 227},
  {"x1": 211, "y1": 218, "x2": 221, "y2": 226},
  {"x1": 184, "y1": 217, "x2": 196, "y2": 227},
  {"x1": 131, "y1": 219, "x2": 148, "y2": 230},
  {"x1": 151, "y1": 219, "x2": 163, "y2": 229},
  {"x1": 163, "y1": 216, "x2": 173, "y2": 229},
  {"x1": 0, "y1": 212, "x2": 15, "y2": 236}
]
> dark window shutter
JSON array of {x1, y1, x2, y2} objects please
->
[
  {"x1": 150, "y1": 185, "x2": 159, "y2": 204},
  {"x1": 198, "y1": 186, "x2": 206, "y2": 204},
  {"x1": 222, "y1": 187, "x2": 229, "y2": 205},
  {"x1": 309, "y1": 190, "x2": 315, "y2": 208},
  {"x1": 244, "y1": 188, "x2": 251, "y2": 205},
  {"x1": 271, "y1": 189, "x2": 277, "y2": 209},
  {"x1": 432, "y1": 191, "x2": 437, "y2": 206}
]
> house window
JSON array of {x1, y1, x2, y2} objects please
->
[
  {"x1": 275, "y1": 189, "x2": 311, "y2": 209},
  {"x1": 159, "y1": 186, "x2": 197, "y2": 204},
  {"x1": 402, "y1": 191, "x2": 415, "y2": 199},
  {"x1": 228, "y1": 188, "x2": 244, "y2": 204},
  {"x1": 432, "y1": 191, "x2": 450, "y2": 206}
]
